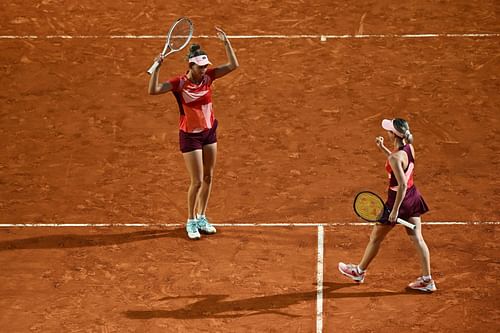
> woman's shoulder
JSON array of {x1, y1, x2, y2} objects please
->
[
  {"x1": 389, "y1": 149, "x2": 406, "y2": 159},
  {"x1": 390, "y1": 148, "x2": 410, "y2": 164}
]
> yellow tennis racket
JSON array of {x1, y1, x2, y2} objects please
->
[{"x1": 353, "y1": 191, "x2": 416, "y2": 230}]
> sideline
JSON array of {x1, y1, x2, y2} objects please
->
[
  {"x1": 316, "y1": 226, "x2": 325, "y2": 333},
  {"x1": 0, "y1": 33, "x2": 499, "y2": 40},
  {"x1": 0, "y1": 221, "x2": 498, "y2": 227}
]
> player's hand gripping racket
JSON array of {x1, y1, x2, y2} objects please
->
[
  {"x1": 146, "y1": 17, "x2": 194, "y2": 75},
  {"x1": 353, "y1": 191, "x2": 416, "y2": 230}
]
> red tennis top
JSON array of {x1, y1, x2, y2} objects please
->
[
  {"x1": 167, "y1": 68, "x2": 217, "y2": 133},
  {"x1": 385, "y1": 144, "x2": 415, "y2": 191}
]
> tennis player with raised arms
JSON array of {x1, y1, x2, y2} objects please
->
[
  {"x1": 338, "y1": 118, "x2": 436, "y2": 292},
  {"x1": 148, "y1": 25, "x2": 239, "y2": 239}
]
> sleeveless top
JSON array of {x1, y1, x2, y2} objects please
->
[{"x1": 385, "y1": 144, "x2": 415, "y2": 191}]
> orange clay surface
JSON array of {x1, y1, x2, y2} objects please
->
[{"x1": 1, "y1": 1, "x2": 499, "y2": 332}]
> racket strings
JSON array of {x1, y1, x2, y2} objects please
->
[
  {"x1": 354, "y1": 193, "x2": 385, "y2": 221},
  {"x1": 169, "y1": 19, "x2": 193, "y2": 50}
]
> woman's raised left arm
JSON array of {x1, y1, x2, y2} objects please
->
[{"x1": 213, "y1": 27, "x2": 239, "y2": 79}]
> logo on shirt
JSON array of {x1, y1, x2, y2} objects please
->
[{"x1": 182, "y1": 89, "x2": 209, "y2": 103}]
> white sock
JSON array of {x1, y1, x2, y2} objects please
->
[
  {"x1": 357, "y1": 266, "x2": 365, "y2": 274},
  {"x1": 187, "y1": 218, "x2": 197, "y2": 223},
  {"x1": 197, "y1": 214, "x2": 206, "y2": 219},
  {"x1": 422, "y1": 275, "x2": 432, "y2": 281}
]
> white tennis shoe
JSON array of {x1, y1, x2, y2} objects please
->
[
  {"x1": 186, "y1": 219, "x2": 201, "y2": 240},
  {"x1": 408, "y1": 277, "x2": 437, "y2": 292},
  {"x1": 196, "y1": 216, "x2": 216, "y2": 234},
  {"x1": 338, "y1": 262, "x2": 366, "y2": 283}
]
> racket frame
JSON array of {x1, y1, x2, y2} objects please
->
[
  {"x1": 147, "y1": 17, "x2": 194, "y2": 75},
  {"x1": 353, "y1": 191, "x2": 416, "y2": 230}
]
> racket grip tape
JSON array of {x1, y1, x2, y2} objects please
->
[
  {"x1": 147, "y1": 60, "x2": 161, "y2": 75},
  {"x1": 396, "y1": 218, "x2": 416, "y2": 230}
]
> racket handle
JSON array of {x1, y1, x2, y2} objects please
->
[
  {"x1": 146, "y1": 60, "x2": 161, "y2": 75},
  {"x1": 396, "y1": 218, "x2": 416, "y2": 230}
]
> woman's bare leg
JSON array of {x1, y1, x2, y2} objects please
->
[
  {"x1": 358, "y1": 223, "x2": 393, "y2": 271},
  {"x1": 407, "y1": 217, "x2": 431, "y2": 276},
  {"x1": 196, "y1": 143, "x2": 217, "y2": 216},
  {"x1": 182, "y1": 149, "x2": 204, "y2": 220}
]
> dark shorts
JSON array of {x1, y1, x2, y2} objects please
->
[
  {"x1": 386, "y1": 185, "x2": 429, "y2": 221},
  {"x1": 179, "y1": 119, "x2": 218, "y2": 153}
]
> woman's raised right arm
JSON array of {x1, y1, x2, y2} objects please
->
[{"x1": 148, "y1": 58, "x2": 173, "y2": 95}]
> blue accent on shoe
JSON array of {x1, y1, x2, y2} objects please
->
[
  {"x1": 186, "y1": 220, "x2": 201, "y2": 239},
  {"x1": 196, "y1": 216, "x2": 216, "y2": 234}
]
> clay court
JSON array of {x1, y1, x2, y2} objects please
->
[{"x1": 1, "y1": 1, "x2": 499, "y2": 332}]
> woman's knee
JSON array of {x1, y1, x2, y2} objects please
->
[
  {"x1": 203, "y1": 173, "x2": 213, "y2": 184},
  {"x1": 369, "y1": 225, "x2": 390, "y2": 244},
  {"x1": 190, "y1": 179, "x2": 203, "y2": 189},
  {"x1": 408, "y1": 233, "x2": 426, "y2": 246},
  {"x1": 369, "y1": 233, "x2": 386, "y2": 245}
]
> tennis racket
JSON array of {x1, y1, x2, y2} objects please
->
[
  {"x1": 353, "y1": 191, "x2": 416, "y2": 230},
  {"x1": 146, "y1": 17, "x2": 194, "y2": 75}
]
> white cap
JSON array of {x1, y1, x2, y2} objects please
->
[
  {"x1": 381, "y1": 119, "x2": 404, "y2": 138},
  {"x1": 188, "y1": 54, "x2": 211, "y2": 66}
]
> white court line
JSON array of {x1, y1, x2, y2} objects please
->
[
  {"x1": 0, "y1": 221, "x2": 498, "y2": 227},
  {"x1": 0, "y1": 221, "x2": 496, "y2": 331},
  {"x1": 316, "y1": 226, "x2": 325, "y2": 333},
  {"x1": 0, "y1": 33, "x2": 499, "y2": 40}
]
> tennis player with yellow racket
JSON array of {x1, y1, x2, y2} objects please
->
[
  {"x1": 339, "y1": 118, "x2": 436, "y2": 292},
  {"x1": 353, "y1": 191, "x2": 416, "y2": 230},
  {"x1": 148, "y1": 19, "x2": 239, "y2": 240}
]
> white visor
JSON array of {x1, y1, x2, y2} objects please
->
[
  {"x1": 381, "y1": 119, "x2": 404, "y2": 138},
  {"x1": 188, "y1": 54, "x2": 211, "y2": 66}
]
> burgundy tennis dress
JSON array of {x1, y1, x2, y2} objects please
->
[{"x1": 385, "y1": 144, "x2": 429, "y2": 220}]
